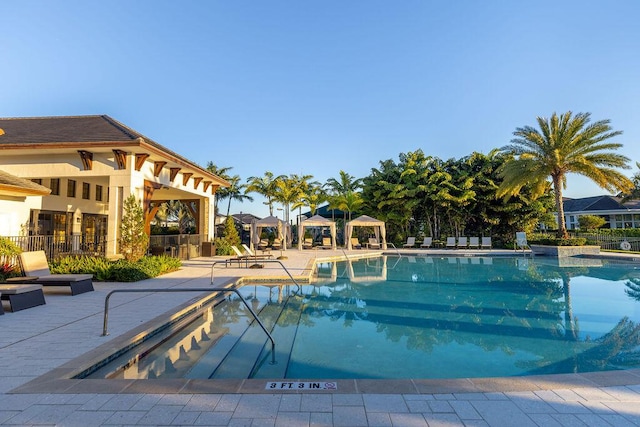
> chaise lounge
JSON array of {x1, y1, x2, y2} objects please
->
[
  {"x1": 19, "y1": 251, "x2": 94, "y2": 296},
  {"x1": 0, "y1": 283, "x2": 46, "y2": 312}
]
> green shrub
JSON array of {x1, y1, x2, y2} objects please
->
[
  {"x1": 532, "y1": 237, "x2": 587, "y2": 246},
  {"x1": 214, "y1": 237, "x2": 233, "y2": 255},
  {"x1": 49, "y1": 255, "x2": 181, "y2": 282}
]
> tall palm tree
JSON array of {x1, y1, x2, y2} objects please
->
[
  {"x1": 206, "y1": 162, "x2": 233, "y2": 217},
  {"x1": 498, "y1": 111, "x2": 633, "y2": 238},
  {"x1": 292, "y1": 184, "x2": 327, "y2": 217},
  {"x1": 325, "y1": 170, "x2": 362, "y2": 222},
  {"x1": 245, "y1": 171, "x2": 285, "y2": 216},
  {"x1": 222, "y1": 175, "x2": 254, "y2": 217}
]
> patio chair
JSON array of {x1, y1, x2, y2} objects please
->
[
  {"x1": 257, "y1": 239, "x2": 270, "y2": 250},
  {"x1": 368, "y1": 237, "x2": 381, "y2": 250},
  {"x1": 19, "y1": 250, "x2": 94, "y2": 296},
  {"x1": 403, "y1": 237, "x2": 416, "y2": 248},
  {"x1": 302, "y1": 238, "x2": 314, "y2": 249},
  {"x1": 241, "y1": 244, "x2": 274, "y2": 260},
  {"x1": 0, "y1": 283, "x2": 46, "y2": 312},
  {"x1": 446, "y1": 237, "x2": 456, "y2": 249},
  {"x1": 271, "y1": 238, "x2": 282, "y2": 250},
  {"x1": 228, "y1": 246, "x2": 250, "y2": 267},
  {"x1": 515, "y1": 232, "x2": 530, "y2": 251},
  {"x1": 420, "y1": 237, "x2": 432, "y2": 248},
  {"x1": 468, "y1": 237, "x2": 479, "y2": 249},
  {"x1": 350, "y1": 237, "x2": 362, "y2": 249},
  {"x1": 457, "y1": 236, "x2": 468, "y2": 249},
  {"x1": 481, "y1": 236, "x2": 492, "y2": 249},
  {"x1": 321, "y1": 237, "x2": 332, "y2": 249}
]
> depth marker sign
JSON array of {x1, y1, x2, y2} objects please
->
[{"x1": 266, "y1": 381, "x2": 337, "y2": 390}]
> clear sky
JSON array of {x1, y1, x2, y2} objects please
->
[{"x1": 2, "y1": 1, "x2": 639, "y2": 218}]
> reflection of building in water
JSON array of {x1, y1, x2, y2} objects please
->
[
  {"x1": 116, "y1": 306, "x2": 228, "y2": 380},
  {"x1": 346, "y1": 256, "x2": 388, "y2": 283}
]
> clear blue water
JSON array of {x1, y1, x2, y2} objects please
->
[{"x1": 91, "y1": 255, "x2": 640, "y2": 380}]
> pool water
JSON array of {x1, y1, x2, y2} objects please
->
[{"x1": 89, "y1": 255, "x2": 640, "y2": 380}]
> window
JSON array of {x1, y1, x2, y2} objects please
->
[
  {"x1": 96, "y1": 185, "x2": 103, "y2": 202},
  {"x1": 31, "y1": 178, "x2": 42, "y2": 185},
  {"x1": 82, "y1": 182, "x2": 90, "y2": 200},
  {"x1": 50, "y1": 178, "x2": 60, "y2": 195},
  {"x1": 67, "y1": 179, "x2": 76, "y2": 198}
]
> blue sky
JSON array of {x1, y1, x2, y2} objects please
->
[{"x1": 2, "y1": 1, "x2": 639, "y2": 218}]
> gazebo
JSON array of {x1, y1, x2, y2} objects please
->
[
  {"x1": 250, "y1": 215, "x2": 291, "y2": 251},
  {"x1": 345, "y1": 215, "x2": 387, "y2": 250},
  {"x1": 297, "y1": 215, "x2": 337, "y2": 250}
]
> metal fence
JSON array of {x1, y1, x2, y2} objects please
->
[
  {"x1": 2, "y1": 233, "x2": 207, "y2": 261},
  {"x1": 3, "y1": 235, "x2": 107, "y2": 261},
  {"x1": 573, "y1": 232, "x2": 640, "y2": 252}
]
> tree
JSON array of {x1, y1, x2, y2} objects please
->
[
  {"x1": 498, "y1": 111, "x2": 633, "y2": 238},
  {"x1": 120, "y1": 195, "x2": 149, "y2": 262},
  {"x1": 222, "y1": 175, "x2": 253, "y2": 217},
  {"x1": 206, "y1": 162, "x2": 233, "y2": 217},
  {"x1": 292, "y1": 184, "x2": 327, "y2": 216},
  {"x1": 245, "y1": 171, "x2": 285, "y2": 216},
  {"x1": 578, "y1": 215, "x2": 606, "y2": 231},
  {"x1": 621, "y1": 162, "x2": 640, "y2": 202},
  {"x1": 221, "y1": 215, "x2": 241, "y2": 248}
]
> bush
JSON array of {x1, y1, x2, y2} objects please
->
[
  {"x1": 532, "y1": 237, "x2": 587, "y2": 246},
  {"x1": 214, "y1": 237, "x2": 233, "y2": 255},
  {"x1": 49, "y1": 255, "x2": 181, "y2": 282}
]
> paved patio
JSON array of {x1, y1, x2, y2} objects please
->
[{"x1": 1, "y1": 248, "x2": 640, "y2": 426}]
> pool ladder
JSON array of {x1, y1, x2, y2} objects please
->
[{"x1": 102, "y1": 287, "x2": 278, "y2": 365}]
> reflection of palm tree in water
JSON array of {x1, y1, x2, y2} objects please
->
[
  {"x1": 559, "y1": 272, "x2": 579, "y2": 341},
  {"x1": 625, "y1": 278, "x2": 640, "y2": 301}
]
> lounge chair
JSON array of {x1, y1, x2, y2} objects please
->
[
  {"x1": 350, "y1": 237, "x2": 362, "y2": 249},
  {"x1": 457, "y1": 237, "x2": 468, "y2": 249},
  {"x1": 515, "y1": 232, "x2": 530, "y2": 251},
  {"x1": 403, "y1": 237, "x2": 416, "y2": 248},
  {"x1": 0, "y1": 283, "x2": 46, "y2": 312},
  {"x1": 321, "y1": 237, "x2": 332, "y2": 249},
  {"x1": 468, "y1": 237, "x2": 479, "y2": 249},
  {"x1": 241, "y1": 244, "x2": 274, "y2": 260},
  {"x1": 229, "y1": 246, "x2": 251, "y2": 267},
  {"x1": 481, "y1": 236, "x2": 492, "y2": 249},
  {"x1": 420, "y1": 237, "x2": 432, "y2": 248},
  {"x1": 446, "y1": 237, "x2": 456, "y2": 249},
  {"x1": 368, "y1": 237, "x2": 381, "y2": 250},
  {"x1": 302, "y1": 238, "x2": 314, "y2": 249},
  {"x1": 19, "y1": 251, "x2": 94, "y2": 296},
  {"x1": 271, "y1": 238, "x2": 282, "y2": 250},
  {"x1": 257, "y1": 239, "x2": 270, "y2": 250}
]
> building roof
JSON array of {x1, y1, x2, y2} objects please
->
[
  {"x1": 563, "y1": 195, "x2": 640, "y2": 213},
  {"x1": 0, "y1": 115, "x2": 229, "y2": 187},
  {"x1": 0, "y1": 169, "x2": 51, "y2": 197}
]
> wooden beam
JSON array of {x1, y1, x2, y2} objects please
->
[
  {"x1": 193, "y1": 177, "x2": 203, "y2": 190},
  {"x1": 112, "y1": 149, "x2": 128, "y2": 170},
  {"x1": 154, "y1": 161, "x2": 167, "y2": 177},
  {"x1": 77, "y1": 150, "x2": 93, "y2": 170},
  {"x1": 182, "y1": 173, "x2": 193, "y2": 186},
  {"x1": 169, "y1": 168, "x2": 181, "y2": 182},
  {"x1": 135, "y1": 153, "x2": 150, "y2": 171},
  {"x1": 202, "y1": 181, "x2": 212, "y2": 192}
]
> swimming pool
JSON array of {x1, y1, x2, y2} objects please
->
[{"x1": 86, "y1": 255, "x2": 640, "y2": 380}]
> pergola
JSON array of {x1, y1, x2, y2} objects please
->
[
  {"x1": 250, "y1": 215, "x2": 291, "y2": 251},
  {"x1": 297, "y1": 215, "x2": 336, "y2": 250},
  {"x1": 345, "y1": 215, "x2": 387, "y2": 250}
]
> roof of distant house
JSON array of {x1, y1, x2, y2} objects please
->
[{"x1": 563, "y1": 195, "x2": 640, "y2": 212}]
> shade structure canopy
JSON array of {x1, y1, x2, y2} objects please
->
[
  {"x1": 297, "y1": 215, "x2": 337, "y2": 250},
  {"x1": 345, "y1": 215, "x2": 387, "y2": 250},
  {"x1": 250, "y1": 215, "x2": 291, "y2": 251}
]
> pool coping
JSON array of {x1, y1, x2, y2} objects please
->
[{"x1": 10, "y1": 251, "x2": 640, "y2": 395}]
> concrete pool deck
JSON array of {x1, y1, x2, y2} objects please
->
[{"x1": 1, "y1": 248, "x2": 640, "y2": 426}]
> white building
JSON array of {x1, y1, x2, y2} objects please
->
[{"x1": 0, "y1": 115, "x2": 229, "y2": 258}]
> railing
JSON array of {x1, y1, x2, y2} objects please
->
[
  {"x1": 102, "y1": 287, "x2": 276, "y2": 364},
  {"x1": 149, "y1": 234, "x2": 204, "y2": 260},
  {"x1": 573, "y1": 232, "x2": 640, "y2": 252},
  {"x1": 210, "y1": 259, "x2": 302, "y2": 290},
  {"x1": 3, "y1": 235, "x2": 107, "y2": 260}
]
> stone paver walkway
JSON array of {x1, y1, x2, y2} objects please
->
[{"x1": 1, "y1": 249, "x2": 640, "y2": 426}]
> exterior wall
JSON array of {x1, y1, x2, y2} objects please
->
[
  {"x1": 0, "y1": 195, "x2": 42, "y2": 236},
  {"x1": 1, "y1": 150, "x2": 217, "y2": 257}
]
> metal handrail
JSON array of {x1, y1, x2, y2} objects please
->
[
  {"x1": 102, "y1": 287, "x2": 276, "y2": 364},
  {"x1": 210, "y1": 259, "x2": 302, "y2": 289},
  {"x1": 386, "y1": 242, "x2": 402, "y2": 256}
]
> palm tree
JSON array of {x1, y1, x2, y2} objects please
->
[
  {"x1": 498, "y1": 111, "x2": 633, "y2": 238},
  {"x1": 292, "y1": 184, "x2": 327, "y2": 217},
  {"x1": 245, "y1": 171, "x2": 285, "y2": 216},
  {"x1": 325, "y1": 171, "x2": 362, "y2": 222},
  {"x1": 222, "y1": 175, "x2": 254, "y2": 217},
  {"x1": 206, "y1": 163, "x2": 233, "y2": 217}
]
